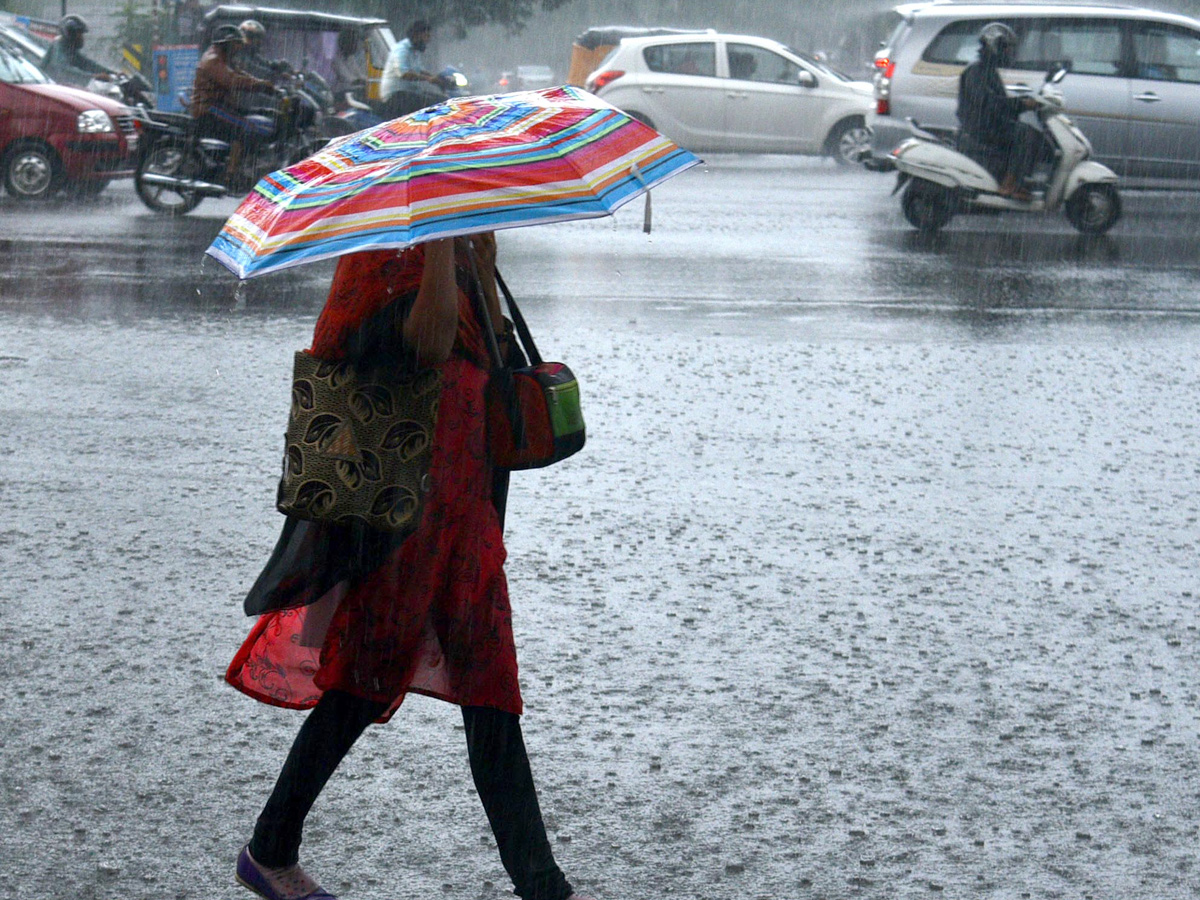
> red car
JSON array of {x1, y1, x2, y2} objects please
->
[{"x1": 0, "y1": 46, "x2": 138, "y2": 199}]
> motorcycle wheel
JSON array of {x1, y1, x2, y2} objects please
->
[
  {"x1": 902, "y1": 179, "x2": 955, "y2": 233},
  {"x1": 1065, "y1": 184, "x2": 1120, "y2": 235},
  {"x1": 136, "y1": 140, "x2": 204, "y2": 216}
]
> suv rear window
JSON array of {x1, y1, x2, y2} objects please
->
[
  {"x1": 923, "y1": 17, "x2": 1124, "y2": 76},
  {"x1": 923, "y1": 19, "x2": 998, "y2": 64},
  {"x1": 643, "y1": 42, "x2": 716, "y2": 77}
]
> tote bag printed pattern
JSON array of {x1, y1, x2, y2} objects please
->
[{"x1": 277, "y1": 351, "x2": 442, "y2": 533}]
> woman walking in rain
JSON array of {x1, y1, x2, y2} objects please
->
[{"x1": 225, "y1": 233, "x2": 596, "y2": 900}]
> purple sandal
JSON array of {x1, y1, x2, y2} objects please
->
[{"x1": 235, "y1": 846, "x2": 337, "y2": 900}]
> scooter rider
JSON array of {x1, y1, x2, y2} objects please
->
[
  {"x1": 957, "y1": 22, "x2": 1047, "y2": 202},
  {"x1": 191, "y1": 24, "x2": 277, "y2": 189},
  {"x1": 41, "y1": 15, "x2": 115, "y2": 88}
]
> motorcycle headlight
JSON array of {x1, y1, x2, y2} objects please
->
[
  {"x1": 76, "y1": 110, "x2": 115, "y2": 134},
  {"x1": 453, "y1": 72, "x2": 469, "y2": 88}
]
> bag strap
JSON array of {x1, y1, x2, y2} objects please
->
[
  {"x1": 465, "y1": 246, "x2": 527, "y2": 449},
  {"x1": 494, "y1": 268, "x2": 542, "y2": 367},
  {"x1": 464, "y1": 248, "x2": 506, "y2": 370}
]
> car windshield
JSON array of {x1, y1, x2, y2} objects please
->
[
  {"x1": 1, "y1": 26, "x2": 47, "y2": 61},
  {"x1": 787, "y1": 47, "x2": 851, "y2": 81},
  {"x1": 0, "y1": 45, "x2": 49, "y2": 84}
]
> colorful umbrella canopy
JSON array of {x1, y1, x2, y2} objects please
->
[{"x1": 206, "y1": 85, "x2": 701, "y2": 279}]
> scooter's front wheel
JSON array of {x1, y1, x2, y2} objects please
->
[
  {"x1": 1065, "y1": 184, "x2": 1121, "y2": 235},
  {"x1": 901, "y1": 179, "x2": 955, "y2": 233}
]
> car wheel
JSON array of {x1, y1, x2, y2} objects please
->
[
  {"x1": 1065, "y1": 184, "x2": 1120, "y2": 235},
  {"x1": 826, "y1": 117, "x2": 871, "y2": 167},
  {"x1": 135, "y1": 140, "x2": 203, "y2": 216},
  {"x1": 2, "y1": 141, "x2": 64, "y2": 200},
  {"x1": 901, "y1": 179, "x2": 955, "y2": 232}
]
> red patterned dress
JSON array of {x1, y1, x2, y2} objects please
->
[{"x1": 225, "y1": 247, "x2": 523, "y2": 720}]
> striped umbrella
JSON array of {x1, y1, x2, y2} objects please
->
[{"x1": 206, "y1": 85, "x2": 701, "y2": 279}]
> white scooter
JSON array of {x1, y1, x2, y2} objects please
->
[{"x1": 890, "y1": 68, "x2": 1121, "y2": 234}]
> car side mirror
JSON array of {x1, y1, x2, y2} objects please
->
[
  {"x1": 1048, "y1": 62, "x2": 1070, "y2": 82},
  {"x1": 798, "y1": 70, "x2": 817, "y2": 88}
]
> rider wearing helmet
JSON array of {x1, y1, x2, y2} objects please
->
[
  {"x1": 237, "y1": 19, "x2": 290, "y2": 80},
  {"x1": 41, "y1": 15, "x2": 115, "y2": 88},
  {"x1": 191, "y1": 24, "x2": 277, "y2": 186},
  {"x1": 956, "y1": 22, "x2": 1044, "y2": 200}
]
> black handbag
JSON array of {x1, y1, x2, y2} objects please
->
[{"x1": 276, "y1": 350, "x2": 441, "y2": 533}]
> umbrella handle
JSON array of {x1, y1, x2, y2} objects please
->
[{"x1": 631, "y1": 162, "x2": 652, "y2": 234}]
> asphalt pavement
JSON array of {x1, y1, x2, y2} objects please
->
[{"x1": 1, "y1": 159, "x2": 1198, "y2": 900}]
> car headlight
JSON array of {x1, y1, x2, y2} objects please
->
[{"x1": 76, "y1": 110, "x2": 115, "y2": 134}]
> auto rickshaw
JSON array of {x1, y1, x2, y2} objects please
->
[
  {"x1": 121, "y1": 5, "x2": 394, "y2": 113},
  {"x1": 198, "y1": 6, "x2": 394, "y2": 103}
]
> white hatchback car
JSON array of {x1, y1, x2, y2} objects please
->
[{"x1": 586, "y1": 31, "x2": 874, "y2": 162}]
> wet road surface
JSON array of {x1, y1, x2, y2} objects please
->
[{"x1": 1, "y1": 159, "x2": 1198, "y2": 900}]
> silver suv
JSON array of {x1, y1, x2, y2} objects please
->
[{"x1": 868, "y1": 3, "x2": 1200, "y2": 189}]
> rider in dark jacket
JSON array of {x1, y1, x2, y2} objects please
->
[
  {"x1": 191, "y1": 25, "x2": 276, "y2": 187},
  {"x1": 957, "y1": 22, "x2": 1043, "y2": 200},
  {"x1": 41, "y1": 16, "x2": 113, "y2": 87}
]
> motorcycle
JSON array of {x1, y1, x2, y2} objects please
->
[
  {"x1": 134, "y1": 72, "x2": 326, "y2": 215},
  {"x1": 369, "y1": 65, "x2": 470, "y2": 121},
  {"x1": 84, "y1": 70, "x2": 156, "y2": 111},
  {"x1": 891, "y1": 67, "x2": 1121, "y2": 235}
]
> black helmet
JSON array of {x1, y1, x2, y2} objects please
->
[
  {"x1": 211, "y1": 24, "x2": 244, "y2": 46},
  {"x1": 979, "y1": 22, "x2": 1017, "y2": 57},
  {"x1": 59, "y1": 15, "x2": 88, "y2": 37}
]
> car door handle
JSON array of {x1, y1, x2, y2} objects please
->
[
  {"x1": 642, "y1": 86, "x2": 665, "y2": 94},
  {"x1": 1009, "y1": 83, "x2": 1032, "y2": 94},
  {"x1": 1134, "y1": 91, "x2": 1162, "y2": 103},
  {"x1": 725, "y1": 91, "x2": 748, "y2": 99}
]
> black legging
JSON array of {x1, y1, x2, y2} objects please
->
[{"x1": 248, "y1": 690, "x2": 572, "y2": 900}]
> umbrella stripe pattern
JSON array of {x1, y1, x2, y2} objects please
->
[{"x1": 207, "y1": 85, "x2": 701, "y2": 279}]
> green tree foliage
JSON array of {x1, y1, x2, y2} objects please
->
[{"x1": 115, "y1": 0, "x2": 158, "y2": 50}]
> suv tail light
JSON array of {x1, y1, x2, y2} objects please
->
[
  {"x1": 872, "y1": 54, "x2": 894, "y2": 116},
  {"x1": 587, "y1": 70, "x2": 625, "y2": 92}
]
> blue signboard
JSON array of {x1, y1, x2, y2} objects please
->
[{"x1": 153, "y1": 45, "x2": 200, "y2": 112}]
